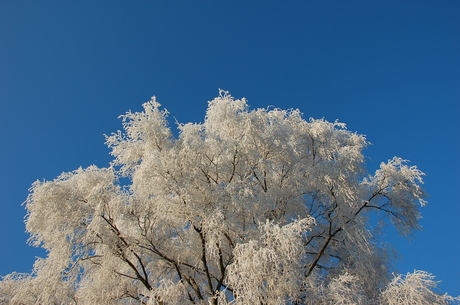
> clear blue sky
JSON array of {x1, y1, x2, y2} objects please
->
[{"x1": 1, "y1": 0, "x2": 459, "y2": 296}]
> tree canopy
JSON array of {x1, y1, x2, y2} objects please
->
[{"x1": 1, "y1": 91, "x2": 458, "y2": 304}]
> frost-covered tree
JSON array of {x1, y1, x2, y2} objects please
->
[{"x1": 1, "y1": 91, "x2": 458, "y2": 304}]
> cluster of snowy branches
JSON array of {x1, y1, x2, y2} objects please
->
[{"x1": 1, "y1": 91, "x2": 458, "y2": 304}]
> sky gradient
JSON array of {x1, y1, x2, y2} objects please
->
[{"x1": 1, "y1": 0, "x2": 459, "y2": 297}]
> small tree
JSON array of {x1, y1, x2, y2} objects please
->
[{"x1": 1, "y1": 91, "x2": 457, "y2": 304}]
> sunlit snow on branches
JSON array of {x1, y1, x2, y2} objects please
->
[{"x1": 1, "y1": 91, "x2": 457, "y2": 304}]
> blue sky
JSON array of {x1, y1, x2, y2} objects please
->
[{"x1": 1, "y1": 0, "x2": 459, "y2": 296}]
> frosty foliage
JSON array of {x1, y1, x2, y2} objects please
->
[
  {"x1": 1, "y1": 91, "x2": 457, "y2": 304},
  {"x1": 227, "y1": 218, "x2": 314, "y2": 304},
  {"x1": 324, "y1": 272, "x2": 369, "y2": 305},
  {"x1": 381, "y1": 271, "x2": 460, "y2": 305}
]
